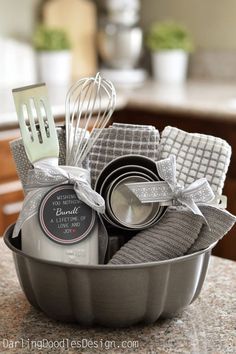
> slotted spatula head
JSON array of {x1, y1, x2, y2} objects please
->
[{"x1": 12, "y1": 83, "x2": 59, "y2": 164}]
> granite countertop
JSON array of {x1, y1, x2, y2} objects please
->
[
  {"x1": 0, "y1": 239, "x2": 235, "y2": 354},
  {"x1": 0, "y1": 84, "x2": 127, "y2": 129},
  {"x1": 2, "y1": 79, "x2": 236, "y2": 129},
  {"x1": 126, "y1": 80, "x2": 236, "y2": 121}
]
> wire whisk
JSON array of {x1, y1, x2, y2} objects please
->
[{"x1": 65, "y1": 72, "x2": 116, "y2": 166}]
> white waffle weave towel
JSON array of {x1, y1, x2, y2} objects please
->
[{"x1": 160, "y1": 126, "x2": 231, "y2": 196}]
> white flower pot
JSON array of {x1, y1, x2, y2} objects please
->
[
  {"x1": 151, "y1": 50, "x2": 188, "y2": 84},
  {"x1": 38, "y1": 50, "x2": 72, "y2": 85}
]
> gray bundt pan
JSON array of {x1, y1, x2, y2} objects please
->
[{"x1": 4, "y1": 224, "x2": 216, "y2": 327}]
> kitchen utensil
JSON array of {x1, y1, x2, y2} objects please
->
[
  {"x1": 95, "y1": 154, "x2": 160, "y2": 193},
  {"x1": 104, "y1": 0, "x2": 140, "y2": 26},
  {"x1": 4, "y1": 223, "x2": 216, "y2": 327},
  {"x1": 99, "y1": 165, "x2": 159, "y2": 200},
  {"x1": 95, "y1": 155, "x2": 167, "y2": 230},
  {"x1": 98, "y1": 22, "x2": 143, "y2": 69},
  {"x1": 107, "y1": 177, "x2": 166, "y2": 231},
  {"x1": 65, "y1": 72, "x2": 116, "y2": 166},
  {"x1": 104, "y1": 171, "x2": 155, "y2": 229},
  {"x1": 105, "y1": 172, "x2": 156, "y2": 221},
  {"x1": 98, "y1": 166, "x2": 158, "y2": 229},
  {"x1": 12, "y1": 83, "x2": 59, "y2": 164},
  {"x1": 12, "y1": 86, "x2": 99, "y2": 265},
  {"x1": 108, "y1": 175, "x2": 162, "y2": 228}
]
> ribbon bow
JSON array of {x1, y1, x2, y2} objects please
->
[
  {"x1": 13, "y1": 161, "x2": 105, "y2": 238},
  {"x1": 27, "y1": 161, "x2": 105, "y2": 213},
  {"x1": 126, "y1": 154, "x2": 215, "y2": 223}
]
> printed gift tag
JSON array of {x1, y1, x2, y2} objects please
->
[{"x1": 39, "y1": 185, "x2": 95, "y2": 244}]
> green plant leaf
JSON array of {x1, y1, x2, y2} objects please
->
[
  {"x1": 33, "y1": 25, "x2": 71, "y2": 51},
  {"x1": 146, "y1": 21, "x2": 194, "y2": 52}
]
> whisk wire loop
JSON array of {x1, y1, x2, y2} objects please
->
[{"x1": 65, "y1": 73, "x2": 116, "y2": 167}]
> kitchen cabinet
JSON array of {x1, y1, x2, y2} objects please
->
[
  {"x1": 0, "y1": 130, "x2": 23, "y2": 235},
  {"x1": 111, "y1": 107, "x2": 236, "y2": 261},
  {"x1": 43, "y1": 0, "x2": 97, "y2": 78}
]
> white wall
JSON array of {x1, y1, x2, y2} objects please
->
[
  {"x1": 0, "y1": 0, "x2": 41, "y2": 41},
  {"x1": 140, "y1": 0, "x2": 236, "y2": 50},
  {"x1": 1, "y1": 0, "x2": 236, "y2": 50}
]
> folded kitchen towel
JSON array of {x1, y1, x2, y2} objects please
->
[
  {"x1": 160, "y1": 126, "x2": 231, "y2": 196},
  {"x1": 109, "y1": 204, "x2": 236, "y2": 264},
  {"x1": 89, "y1": 123, "x2": 160, "y2": 187},
  {"x1": 187, "y1": 204, "x2": 236, "y2": 253},
  {"x1": 10, "y1": 127, "x2": 90, "y2": 193},
  {"x1": 10, "y1": 127, "x2": 66, "y2": 193},
  {"x1": 10, "y1": 138, "x2": 32, "y2": 192},
  {"x1": 109, "y1": 207, "x2": 203, "y2": 264}
]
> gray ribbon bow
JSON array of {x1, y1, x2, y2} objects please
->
[
  {"x1": 126, "y1": 154, "x2": 215, "y2": 222},
  {"x1": 13, "y1": 161, "x2": 105, "y2": 238}
]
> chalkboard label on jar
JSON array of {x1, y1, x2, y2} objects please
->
[{"x1": 39, "y1": 184, "x2": 95, "y2": 245}]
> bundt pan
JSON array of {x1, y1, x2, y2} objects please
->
[{"x1": 4, "y1": 224, "x2": 215, "y2": 328}]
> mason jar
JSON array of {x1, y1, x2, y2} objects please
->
[{"x1": 21, "y1": 166, "x2": 99, "y2": 265}]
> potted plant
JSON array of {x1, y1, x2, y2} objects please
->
[
  {"x1": 146, "y1": 21, "x2": 194, "y2": 84},
  {"x1": 33, "y1": 26, "x2": 71, "y2": 85}
]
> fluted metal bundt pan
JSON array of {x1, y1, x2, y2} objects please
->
[{"x1": 4, "y1": 224, "x2": 215, "y2": 327}]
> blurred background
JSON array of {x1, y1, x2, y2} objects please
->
[
  {"x1": 1, "y1": 0, "x2": 236, "y2": 86},
  {"x1": 1, "y1": 0, "x2": 236, "y2": 261}
]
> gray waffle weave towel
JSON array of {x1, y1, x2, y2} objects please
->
[
  {"x1": 10, "y1": 127, "x2": 90, "y2": 193},
  {"x1": 10, "y1": 127, "x2": 66, "y2": 193},
  {"x1": 109, "y1": 207, "x2": 203, "y2": 264},
  {"x1": 188, "y1": 205, "x2": 236, "y2": 253},
  {"x1": 89, "y1": 123, "x2": 160, "y2": 187},
  {"x1": 160, "y1": 126, "x2": 231, "y2": 196},
  {"x1": 109, "y1": 205, "x2": 236, "y2": 264}
]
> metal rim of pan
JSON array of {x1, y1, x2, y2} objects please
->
[{"x1": 94, "y1": 155, "x2": 160, "y2": 192}]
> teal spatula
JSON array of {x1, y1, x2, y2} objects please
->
[{"x1": 12, "y1": 83, "x2": 59, "y2": 165}]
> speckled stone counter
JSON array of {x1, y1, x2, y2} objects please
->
[
  {"x1": 3, "y1": 80, "x2": 236, "y2": 130},
  {"x1": 125, "y1": 80, "x2": 236, "y2": 121},
  {"x1": 0, "y1": 239, "x2": 235, "y2": 354}
]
